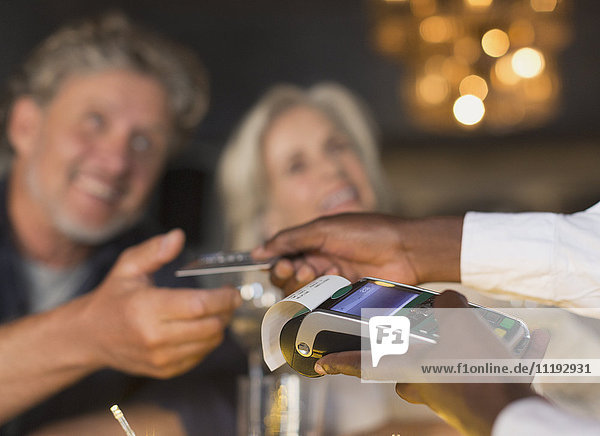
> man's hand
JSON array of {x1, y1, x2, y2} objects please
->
[
  {"x1": 76, "y1": 228, "x2": 242, "y2": 378},
  {"x1": 253, "y1": 213, "x2": 463, "y2": 294},
  {"x1": 0, "y1": 229, "x2": 242, "y2": 424},
  {"x1": 314, "y1": 291, "x2": 547, "y2": 436}
]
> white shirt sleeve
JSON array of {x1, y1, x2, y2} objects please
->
[
  {"x1": 492, "y1": 397, "x2": 600, "y2": 436},
  {"x1": 461, "y1": 202, "x2": 600, "y2": 309}
]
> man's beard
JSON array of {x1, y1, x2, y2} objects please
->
[{"x1": 26, "y1": 165, "x2": 144, "y2": 245}]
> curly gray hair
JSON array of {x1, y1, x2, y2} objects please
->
[{"x1": 2, "y1": 12, "x2": 208, "y2": 151}]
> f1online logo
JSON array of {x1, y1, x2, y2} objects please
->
[{"x1": 368, "y1": 316, "x2": 410, "y2": 366}]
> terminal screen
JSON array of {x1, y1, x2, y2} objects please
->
[{"x1": 329, "y1": 281, "x2": 418, "y2": 316}]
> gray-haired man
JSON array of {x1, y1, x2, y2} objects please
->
[{"x1": 0, "y1": 13, "x2": 243, "y2": 435}]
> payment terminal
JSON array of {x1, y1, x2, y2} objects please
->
[{"x1": 279, "y1": 277, "x2": 530, "y2": 377}]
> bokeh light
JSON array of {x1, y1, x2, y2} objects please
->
[
  {"x1": 442, "y1": 56, "x2": 471, "y2": 84},
  {"x1": 512, "y1": 47, "x2": 545, "y2": 78},
  {"x1": 453, "y1": 94, "x2": 485, "y2": 125},
  {"x1": 530, "y1": 0, "x2": 557, "y2": 12},
  {"x1": 523, "y1": 72, "x2": 554, "y2": 101},
  {"x1": 454, "y1": 36, "x2": 481, "y2": 64},
  {"x1": 410, "y1": 0, "x2": 436, "y2": 17},
  {"x1": 509, "y1": 20, "x2": 535, "y2": 46},
  {"x1": 482, "y1": 29, "x2": 510, "y2": 57},
  {"x1": 459, "y1": 75, "x2": 489, "y2": 100},
  {"x1": 375, "y1": 17, "x2": 407, "y2": 54},
  {"x1": 424, "y1": 55, "x2": 447, "y2": 74},
  {"x1": 417, "y1": 74, "x2": 450, "y2": 104},
  {"x1": 420, "y1": 16, "x2": 453, "y2": 43},
  {"x1": 465, "y1": 0, "x2": 493, "y2": 8},
  {"x1": 370, "y1": 0, "x2": 569, "y2": 131},
  {"x1": 494, "y1": 55, "x2": 520, "y2": 85}
]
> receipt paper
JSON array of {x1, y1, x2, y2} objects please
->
[{"x1": 261, "y1": 275, "x2": 351, "y2": 370}]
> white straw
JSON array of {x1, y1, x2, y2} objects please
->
[{"x1": 110, "y1": 404, "x2": 136, "y2": 436}]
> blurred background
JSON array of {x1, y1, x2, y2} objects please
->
[{"x1": 1, "y1": 0, "x2": 598, "y2": 252}]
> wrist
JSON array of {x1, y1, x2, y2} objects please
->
[
  {"x1": 56, "y1": 294, "x2": 105, "y2": 373},
  {"x1": 401, "y1": 216, "x2": 463, "y2": 284}
]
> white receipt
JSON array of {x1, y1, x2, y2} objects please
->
[{"x1": 261, "y1": 275, "x2": 351, "y2": 371}]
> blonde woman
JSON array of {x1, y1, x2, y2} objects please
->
[
  {"x1": 217, "y1": 83, "x2": 459, "y2": 435},
  {"x1": 217, "y1": 82, "x2": 389, "y2": 250}
]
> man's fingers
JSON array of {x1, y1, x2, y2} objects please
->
[
  {"x1": 434, "y1": 290, "x2": 489, "y2": 339},
  {"x1": 295, "y1": 263, "x2": 317, "y2": 284},
  {"x1": 269, "y1": 259, "x2": 316, "y2": 295},
  {"x1": 144, "y1": 337, "x2": 224, "y2": 379},
  {"x1": 433, "y1": 290, "x2": 513, "y2": 360},
  {"x1": 162, "y1": 316, "x2": 228, "y2": 344},
  {"x1": 315, "y1": 351, "x2": 362, "y2": 378},
  {"x1": 270, "y1": 257, "x2": 315, "y2": 287},
  {"x1": 115, "y1": 229, "x2": 185, "y2": 277},
  {"x1": 269, "y1": 255, "x2": 342, "y2": 295},
  {"x1": 271, "y1": 258, "x2": 296, "y2": 285},
  {"x1": 433, "y1": 290, "x2": 469, "y2": 309},
  {"x1": 252, "y1": 220, "x2": 326, "y2": 259},
  {"x1": 153, "y1": 286, "x2": 242, "y2": 321}
]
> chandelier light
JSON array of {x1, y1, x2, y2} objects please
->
[{"x1": 370, "y1": 0, "x2": 572, "y2": 132}]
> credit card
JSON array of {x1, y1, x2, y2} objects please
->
[{"x1": 175, "y1": 251, "x2": 278, "y2": 277}]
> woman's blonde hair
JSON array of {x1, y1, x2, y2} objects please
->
[{"x1": 217, "y1": 82, "x2": 389, "y2": 250}]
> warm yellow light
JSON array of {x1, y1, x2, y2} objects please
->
[
  {"x1": 420, "y1": 16, "x2": 453, "y2": 43},
  {"x1": 512, "y1": 47, "x2": 545, "y2": 78},
  {"x1": 523, "y1": 72, "x2": 554, "y2": 101},
  {"x1": 459, "y1": 75, "x2": 489, "y2": 100},
  {"x1": 375, "y1": 18, "x2": 406, "y2": 54},
  {"x1": 530, "y1": 0, "x2": 557, "y2": 12},
  {"x1": 494, "y1": 55, "x2": 520, "y2": 85},
  {"x1": 454, "y1": 37, "x2": 481, "y2": 64},
  {"x1": 417, "y1": 74, "x2": 449, "y2": 105},
  {"x1": 410, "y1": 0, "x2": 436, "y2": 17},
  {"x1": 465, "y1": 0, "x2": 493, "y2": 8},
  {"x1": 453, "y1": 95, "x2": 485, "y2": 125},
  {"x1": 442, "y1": 57, "x2": 470, "y2": 84},
  {"x1": 424, "y1": 55, "x2": 446, "y2": 74},
  {"x1": 509, "y1": 20, "x2": 535, "y2": 47},
  {"x1": 373, "y1": 280, "x2": 396, "y2": 287},
  {"x1": 481, "y1": 29, "x2": 510, "y2": 57},
  {"x1": 370, "y1": 0, "x2": 565, "y2": 132}
]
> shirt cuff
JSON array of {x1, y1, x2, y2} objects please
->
[{"x1": 461, "y1": 210, "x2": 557, "y2": 301}]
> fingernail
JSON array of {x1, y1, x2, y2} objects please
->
[
  {"x1": 160, "y1": 230, "x2": 174, "y2": 251},
  {"x1": 274, "y1": 262, "x2": 287, "y2": 279},
  {"x1": 296, "y1": 266, "x2": 313, "y2": 283},
  {"x1": 314, "y1": 363, "x2": 327, "y2": 375},
  {"x1": 325, "y1": 266, "x2": 339, "y2": 275}
]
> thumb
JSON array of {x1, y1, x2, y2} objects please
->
[
  {"x1": 433, "y1": 290, "x2": 485, "y2": 337},
  {"x1": 315, "y1": 351, "x2": 363, "y2": 378},
  {"x1": 114, "y1": 228, "x2": 185, "y2": 277},
  {"x1": 433, "y1": 289, "x2": 469, "y2": 309}
]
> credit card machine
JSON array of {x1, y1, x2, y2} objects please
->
[{"x1": 280, "y1": 277, "x2": 530, "y2": 377}]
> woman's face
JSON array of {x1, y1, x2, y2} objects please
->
[{"x1": 262, "y1": 105, "x2": 376, "y2": 235}]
